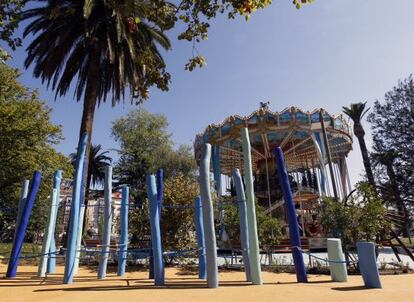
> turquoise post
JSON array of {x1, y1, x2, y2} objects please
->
[
  {"x1": 327, "y1": 238, "x2": 348, "y2": 282},
  {"x1": 240, "y1": 128, "x2": 262, "y2": 285},
  {"x1": 6, "y1": 171, "x2": 41, "y2": 278},
  {"x1": 147, "y1": 174, "x2": 164, "y2": 285},
  {"x1": 199, "y1": 143, "x2": 218, "y2": 288},
  {"x1": 38, "y1": 188, "x2": 58, "y2": 277},
  {"x1": 47, "y1": 170, "x2": 62, "y2": 273},
  {"x1": 73, "y1": 206, "x2": 86, "y2": 275},
  {"x1": 194, "y1": 196, "x2": 207, "y2": 279},
  {"x1": 98, "y1": 166, "x2": 113, "y2": 279},
  {"x1": 118, "y1": 186, "x2": 129, "y2": 276},
  {"x1": 232, "y1": 168, "x2": 252, "y2": 282},
  {"x1": 357, "y1": 241, "x2": 382, "y2": 288},
  {"x1": 274, "y1": 147, "x2": 308, "y2": 283},
  {"x1": 63, "y1": 133, "x2": 88, "y2": 284}
]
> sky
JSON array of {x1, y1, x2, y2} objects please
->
[{"x1": 6, "y1": 0, "x2": 414, "y2": 185}]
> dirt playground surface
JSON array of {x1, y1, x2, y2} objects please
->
[{"x1": 1, "y1": 264, "x2": 413, "y2": 302}]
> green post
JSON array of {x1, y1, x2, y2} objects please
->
[{"x1": 240, "y1": 127, "x2": 262, "y2": 285}]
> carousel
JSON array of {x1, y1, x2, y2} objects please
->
[{"x1": 194, "y1": 103, "x2": 354, "y2": 243}]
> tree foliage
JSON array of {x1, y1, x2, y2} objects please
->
[
  {"x1": 0, "y1": 0, "x2": 26, "y2": 60},
  {"x1": 368, "y1": 75, "x2": 414, "y2": 214},
  {"x1": 222, "y1": 198, "x2": 282, "y2": 247},
  {"x1": 0, "y1": 63, "x2": 73, "y2": 241},
  {"x1": 111, "y1": 108, "x2": 197, "y2": 203},
  {"x1": 320, "y1": 183, "x2": 388, "y2": 246}
]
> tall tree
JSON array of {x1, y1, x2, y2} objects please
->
[
  {"x1": 22, "y1": 0, "x2": 172, "y2": 202},
  {"x1": 112, "y1": 108, "x2": 197, "y2": 204},
  {"x1": 368, "y1": 75, "x2": 414, "y2": 236},
  {"x1": 0, "y1": 63, "x2": 72, "y2": 241},
  {"x1": 342, "y1": 102, "x2": 376, "y2": 188}
]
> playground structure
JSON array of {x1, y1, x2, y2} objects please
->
[{"x1": 4, "y1": 106, "x2": 384, "y2": 289}]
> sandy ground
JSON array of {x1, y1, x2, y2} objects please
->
[{"x1": 1, "y1": 264, "x2": 413, "y2": 302}]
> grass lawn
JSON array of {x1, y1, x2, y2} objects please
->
[{"x1": 0, "y1": 242, "x2": 41, "y2": 264}]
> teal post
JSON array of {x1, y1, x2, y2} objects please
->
[
  {"x1": 194, "y1": 196, "x2": 206, "y2": 279},
  {"x1": 38, "y1": 188, "x2": 58, "y2": 277},
  {"x1": 98, "y1": 166, "x2": 113, "y2": 279},
  {"x1": 240, "y1": 128, "x2": 262, "y2": 285},
  {"x1": 199, "y1": 143, "x2": 218, "y2": 288},
  {"x1": 327, "y1": 238, "x2": 348, "y2": 282},
  {"x1": 73, "y1": 206, "x2": 86, "y2": 275},
  {"x1": 63, "y1": 133, "x2": 88, "y2": 284},
  {"x1": 118, "y1": 186, "x2": 129, "y2": 276},
  {"x1": 47, "y1": 170, "x2": 62, "y2": 273},
  {"x1": 147, "y1": 174, "x2": 164, "y2": 285},
  {"x1": 232, "y1": 168, "x2": 252, "y2": 282}
]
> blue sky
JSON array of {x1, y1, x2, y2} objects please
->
[{"x1": 6, "y1": 0, "x2": 414, "y2": 184}]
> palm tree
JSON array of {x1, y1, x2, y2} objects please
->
[
  {"x1": 22, "y1": 0, "x2": 172, "y2": 198},
  {"x1": 70, "y1": 144, "x2": 112, "y2": 228},
  {"x1": 342, "y1": 102, "x2": 376, "y2": 188}
]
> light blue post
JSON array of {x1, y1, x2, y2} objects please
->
[
  {"x1": 73, "y1": 206, "x2": 86, "y2": 275},
  {"x1": 194, "y1": 196, "x2": 207, "y2": 279},
  {"x1": 38, "y1": 189, "x2": 58, "y2": 277},
  {"x1": 232, "y1": 168, "x2": 252, "y2": 282},
  {"x1": 6, "y1": 171, "x2": 41, "y2": 278},
  {"x1": 199, "y1": 143, "x2": 219, "y2": 288},
  {"x1": 274, "y1": 147, "x2": 308, "y2": 283},
  {"x1": 357, "y1": 241, "x2": 382, "y2": 288},
  {"x1": 14, "y1": 180, "x2": 29, "y2": 239},
  {"x1": 240, "y1": 128, "x2": 262, "y2": 285},
  {"x1": 327, "y1": 238, "x2": 348, "y2": 282},
  {"x1": 47, "y1": 170, "x2": 62, "y2": 273},
  {"x1": 63, "y1": 133, "x2": 88, "y2": 284},
  {"x1": 147, "y1": 174, "x2": 164, "y2": 285},
  {"x1": 98, "y1": 166, "x2": 113, "y2": 279},
  {"x1": 118, "y1": 186, "x2": 129, "y2": 276}
]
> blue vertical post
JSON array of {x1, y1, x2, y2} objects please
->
[
  {"x1": 47, "y1": 170, "x2": 62, "y2": 273},
  {"x1": 357, "y1": 241, "x2": 382, "y2": 288},
  {"x1": 6, "y1": 171, "x2": 42, "y2": 278},
  {"x1": 73, "y1": 206, "x2": 86, "y2": 275},
  {"x1": 98, "y1": 166, "x2": 113, "y2": 279},
  {"x1": 199, "y1": 143, "x2": 219, "y2": 288},
  {"x1": 274, "y1": 147, "x2": 308, "y2": 283},
  {"x1": 118, "y1": 186, "x2": 129, "y2": 276},
  {"x1": 232, "y1": 168, "x2": 252, "y2": 282},
  {"x1": 147, "y1": 174, "x2": 164, "y2": 285},
  {"x1": 156, "y1": 169, "x2": 164, "y2": 211},
  {"x1": 240, "y1": 128, "x2": 262, "y2": 285},
  {"x1": 38, "y1": 188, "x2": 58, "y2": 277},
  {"x1": 63, "y1": 133, "x2": 88, "y2": 284},
  {"x1": 194, "y1": 196, "x2": 207, "y2": 279}
]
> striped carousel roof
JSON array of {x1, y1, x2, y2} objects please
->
[{"x1": 194, "y1": 106, "x2": 353, "y2": 174}]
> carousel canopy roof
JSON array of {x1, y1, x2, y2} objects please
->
[{"x1": 194, "y1": 106, "x2": 353, "y2": 174}]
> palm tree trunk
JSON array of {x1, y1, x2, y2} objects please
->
[
  {"x1": 78, "y1": 49, "x2": 99, "y2": 228},
  {"x1": 355, "y1": 128, "x2": 376, "y2": 188}
]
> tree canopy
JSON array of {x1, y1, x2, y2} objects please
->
[
  {"x1": 111, "y1": 108, "x2": 197, "y2": 203},
  {"x1": 0, "y1": 63, "x2": 73, "y2": 241}
]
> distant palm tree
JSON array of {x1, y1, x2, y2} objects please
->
[
  {"x1": 70, "y1": 144, "x2": 111, "y2": 229},
  {"x1": 70, "y1": 144, "x2": 112, "y2": 200},
  {"x1": 22, "y1": 0, "x2": 171, "y2": 200},
  {"x1": 342, "y1": 102, "x2": 376, "y2": 187}
]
